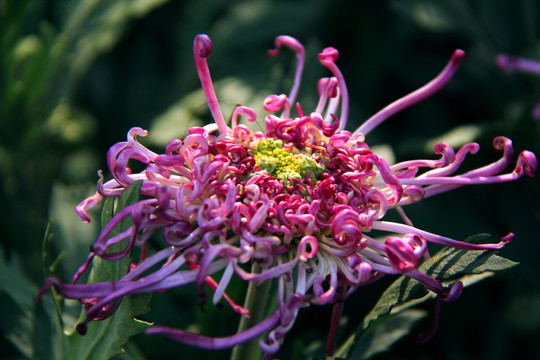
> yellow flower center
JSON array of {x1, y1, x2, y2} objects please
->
[{"x1": 252, "y1": 138, "x2": 323, "y2": 183}]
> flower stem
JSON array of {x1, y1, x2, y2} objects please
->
[
  {"x1": 326, "y1": 284, "x2": 346, "y2": 357},
  {"x1": 230, "y1": 262, "x2": 272, "y2": 360}
]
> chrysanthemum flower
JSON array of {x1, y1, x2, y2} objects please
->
[{"x1": 39, "y1": 34, "x2": 537, "y2": 358}]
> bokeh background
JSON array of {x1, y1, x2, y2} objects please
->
[{"x1": 1, "y1": 0, "x2": 539, "y2": 359}]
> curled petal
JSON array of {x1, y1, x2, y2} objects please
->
[
  {"x1": 316, "y1": 78, "x2": 327, "y2": 96},
  {"x1": 356, "y1": 261, "x2": 374, "y2": 284},
  {"x1": 193, "y1": 34, "x2": 227, "y2": 135},
  {"x1": 233, "y1": 256, "x2": 297, "y2": 283},
  {"x1": 364, "y1": 188, "x2": 388, "y2": 220},
  {"x1": 331, "y1": 209, "x2": 364, "y2": 249},
  {"x1": 232, "y1": 105, "x2": 257, "y2": 128},
  {"x1": 357, "y1": 49, "x2": 465, "y2": 136},
  {"x1": 312, "y1": 259, "x2": 338, "y2": 304},
  {"x1": 162, "y1": 221, "x2": 195, "y2": 245},
  {"x1": 373, "y1": 221, "x2": 511, "y2": 250},
  {"x1": 348, "y1": 256, "x2": 376, "y2": 285},
  {"x1": 268, "y1": 35, "x2": 304, "y2": 56},
  {"x1": 146, "y1": 310, "x2": 280, "y2": 350},
  {"x1": 297, "y1": 235, "x2": 318, "y2": 261},
  {"x1": 444, "y1": 280, "x2": 464, "y2": 302},
  {"x1": 318, "y1": 47, "x2": 349, "y2": 130},
  {"x1": 391, "y1": 143, "x2": 456, "y2": 177},
  {"x1": 460, "y1": 137, "x2": 514, "y2": 178},
  {"x1": 128, "y1": 127, "x2": 149, "y2": 141},
  {"x1": 37, "y1": 276, "x2": 114, "y2": 301},
  {"x1": 433, "y1": 142, "x2": 456, "y2": 166},
  {"x1": 403, "y1": 185, "x2": 425, "y2": 202},
  {"x1": 268, "y1": 35, "x2": 305, "y2": 106},
  {"x1": 263, "y1": 94, "x2": 290, "y2": 113},
  {"x1": 318, "y1": 47, "x2": 339, "y2": 62},
  {"x1": 91, "y1": 199, "x2": 157, "y2": 256},
  {"x1": 194, "y1": 34, "x2": 213, "y2": 57},
  {"x1": 316, "y1": 77, "x2": 339, "y2": 116},
  {"x1": 165, "y1": 138, "x2": 182, "y2": 154},
  {"x1": 196, "y1": 244, "x2": 243, "y2": 291},
  {"x1": 311, "y1": 112, "x2": 339, "y2": 137},
  {"x1": 367, "y1": 154, "x2": 403, "y2": 204},
  {"x1": 384, "y1": 233, "x2": 426, "y2": 273},
  {"x1": 248, "y1": 197, "x2": 271, "y2": 233},
  {"x1": 422, "y1": 142, "x2": 480, "y2": 178},
  {"x1": 515, "y1": 150, "x2": 537, "y2": 177},
  {"x1": 326, "y1": 77, "x2": 339, "y2": 98},
  {"x1": 75, "y1": 193, "x2": 102, "y2": 223},
  {"x1": 127, "y1": 127, "x2": 158, "y2": 162}
]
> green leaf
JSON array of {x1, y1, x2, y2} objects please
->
[
  {"x1": 42, "y1": 219, "x2": 56, "y2": 277},
  {"x1": 0, "y1": 246, "x2": 38, "y2": 358},
  {"x1": 66, "y1": 294, "x2": 152, "y2": 360},
  {"x1": 347, "y1": 309, "x2": 427, "y2": 360},
  {"x1": 364, "y1": 235, "x2": 517, "y2": 330},
  {"x1": 336, "y1": 234, "x2": 518, "y2": 359},
  {"x1": 0, "y1": 230, "x2": 59, "y2": 360},
  {"x1": 66, "y1": 180, "x2": 152, "y2": 360},
  {"x1": 0, "y1": 246, "x2": 38, "y2": 313},
  {"x1": 111, "y1": 342, "x2": 148, "y2": 360}
]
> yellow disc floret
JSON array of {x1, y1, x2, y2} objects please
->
[{"x1": 252, "y1": 138, "x2": 324, "y2": 183}]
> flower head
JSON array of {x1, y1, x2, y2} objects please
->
[{"x1": 39, "y1": 34, "x2": 537, "y2": 358}]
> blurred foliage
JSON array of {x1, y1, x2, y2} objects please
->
[
  {"x1": 0, "y1": 0, "x2": 539, "y2": 359},
  {"x1": 0, "y1": 0, "x2": 172, "y2": 281}
]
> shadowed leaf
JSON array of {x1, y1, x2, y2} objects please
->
[
  {"x1": 347, "y1": 309, "x2": 427, "y2": 360},
  {"x1": 66, "y1": 181, "x2": 153, "y2": 360},
  {"x1": 336, "y1": 234, "x2": 518, "y2": 358}
]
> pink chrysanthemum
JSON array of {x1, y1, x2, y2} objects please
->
[{"x1": 39, "y1": 34, "x2": 537, "y2": 359}]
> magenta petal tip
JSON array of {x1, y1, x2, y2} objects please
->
[{"x1": 194, "y1": 34, "x2": 213, "y2": 58}]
